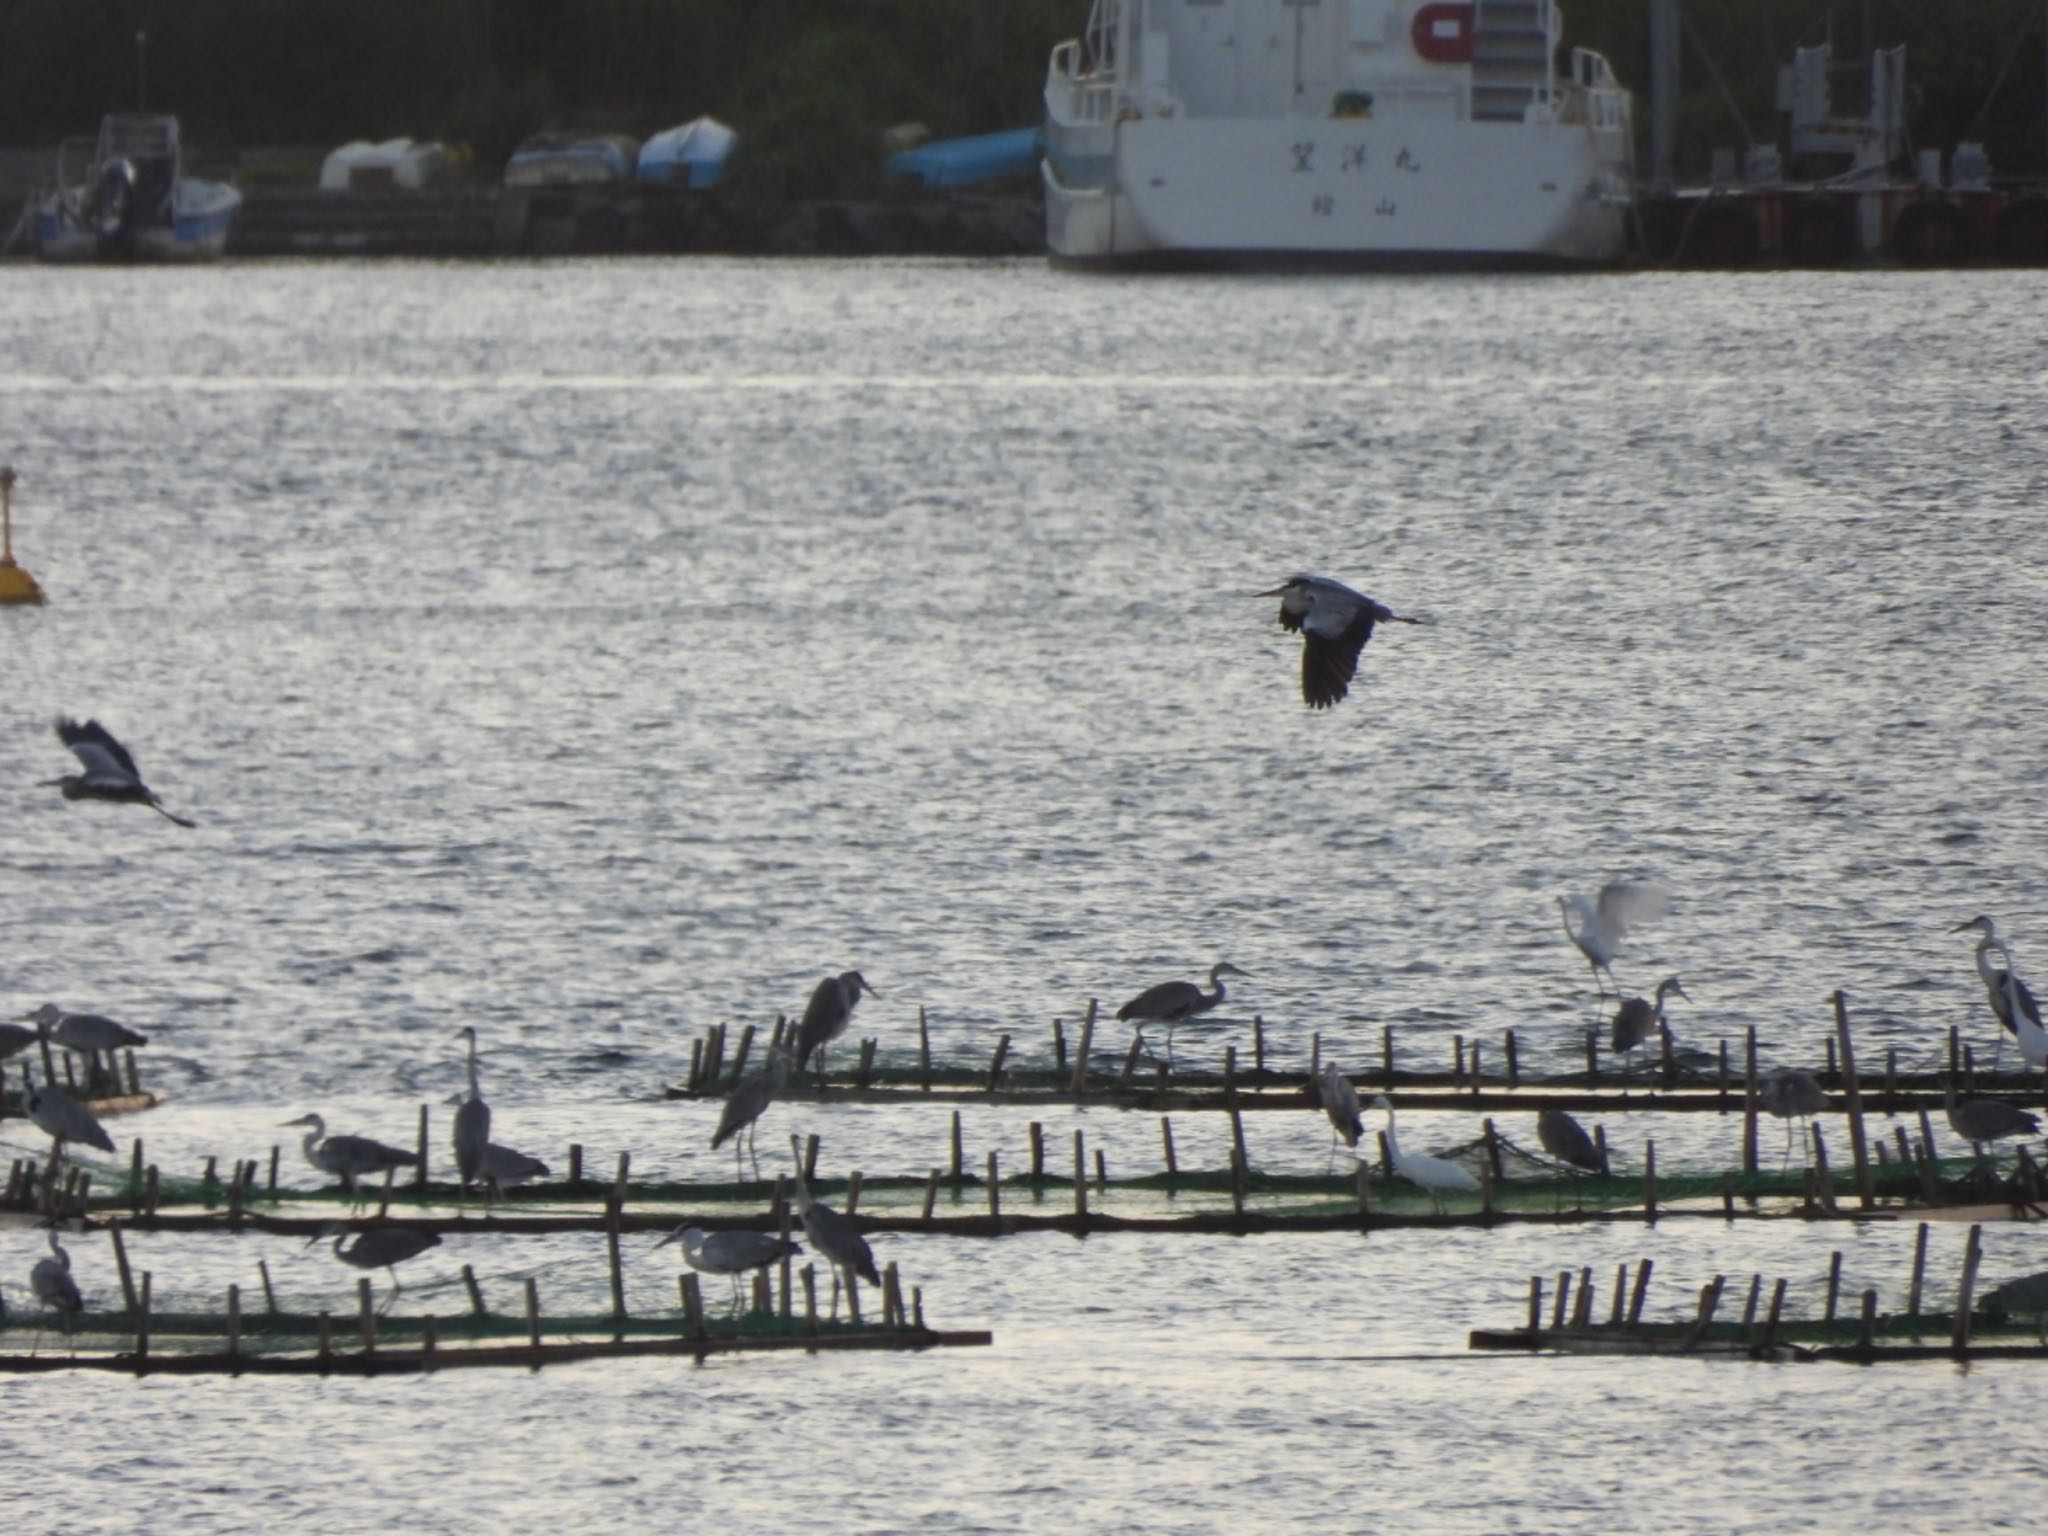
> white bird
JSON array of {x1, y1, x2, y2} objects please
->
[
  {"x1": 40, "y1": 716, "x2": 196, "y2": 826},
  {"x1": 30, "y1": 1225, "x2": 83, "y2": 1338},
  {"x1": 793, "y1": 971, "x2": 879, "y2": 1079},
  {"x1": 653, "y1": 1224, "x2": 804, "y2": 1315},
  {"x1": 453, "y1": 1026, "x2": 491, "y2": 1191},
  {"x1": 1256, "y1": 574, "x2": 1422, "y2": 710},
  {"x1": 1357, "y1": 1094, "x2": 1480, "y2": 1212},
  {"x1": 281, "y1": 1112, "x2": 417, "y2": 1193},
  {"x1": 1314, "y1": 1060, "x2": 1364, "y2": 1171},
  {"x1": 21, "y1": 1067, "x2": 115, "y2": 1156},
  {"x1": 1558, "y1": 880, "x2": 1670, "y2": 996},
  {"x1": 1116, "y1": 961, "x2": 1249, "y2": 1073},
  {"x1": 1989, "y1": 940, "x2": 2048, "y2": 1071}
]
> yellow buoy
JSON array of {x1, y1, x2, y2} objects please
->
[{"x1": 0, "y1": 465, "x2": 47, "y2": 605}]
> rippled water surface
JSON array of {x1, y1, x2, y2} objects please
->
[{"x1": 3, "y1": 257, "x2": 2047, "y2": 1533}]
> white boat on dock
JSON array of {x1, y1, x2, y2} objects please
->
[
  {"x1": 35, "y1": 113, "x2": 241, "y2": 262},
  {"x1": 1042, "y1": 0, "x2": 1634, "y2": 269}
]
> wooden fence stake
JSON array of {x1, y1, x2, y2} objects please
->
[
  {"x1": 1951, "y1": 1223, "x2": 1984, "y2": 1353},
  {"x1": 1832, "y1": 990, "x2": 1876, "y2": 1208}
]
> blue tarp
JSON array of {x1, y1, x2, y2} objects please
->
[
  {"x1": 636, "y1": 117, "x2": 737, "y2": 190},
  {"x1": 884, "y1": 127, "x2": 1043, "y2": 189}
]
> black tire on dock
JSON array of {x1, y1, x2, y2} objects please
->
[
  {"x1": 1993, "y1": 194, "x2": 2048, "y2": 266},
  {"x1": 1783, "y1": 194, "x2": 1857, "y2": 267},
  {"x1": 1891, "y1": 198, "x2": 1969, "y2": 266}
]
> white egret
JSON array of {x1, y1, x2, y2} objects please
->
[
  {"x1": 1357, "y1": 1094, "x2": 1480, "y2": 1212},
  {"x1": 1558, "y1": 879, "x2": 1669, "y2": 996}
]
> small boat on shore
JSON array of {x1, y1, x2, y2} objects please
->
[{"x1": 35, "y1": 113, "x2": 240, "y2": 262}]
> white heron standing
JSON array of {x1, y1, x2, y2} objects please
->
[
  {"x1": 1255, "y1": 574, "x2": 1422, "y2": 710},
  {"x1": 1558, "y1": 880, "x2": 1670, "y2": 998},
  {"x1": 453, "y1": 1026, "x2": 491, "y2": 1191},
  {"x1": 1116, "y1": 961, "x2": 1249, "y2": 1073},
  {"x1": 1357, "y1": 1095, "x2": 1481, "y2": 1213},
  {"x1": 40, "y1": 716, "x2": 196, "y2": 826}
]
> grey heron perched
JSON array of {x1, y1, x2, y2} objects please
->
[
  {"x1": 282, "y1": 1112, "x2": 418, "y2": 1193},
  {"x1": 40, "y1": 716, "x2": 196, "y2": 827},
  {"x1": 1116, "y1": 961, "x2": 1250, "y2": 1073},
  {"x1": 1757, "y1": 1067, "x2": 1829, "y2": 1170},
  {"x1": 1356, "y1": 1095, "x2": 1480, "y2": 1212},
  {"x1": 478, "y1": 1142, "x2": 549, "y2": 1194},
  {"x1": 653, "y1": 1224, "x2": 804, "y2": 1315},
  {"x1": 1255, "y1": 574, "x2": 1422, "y2": 710},
  {"x1": 311, "y1": 1222, "x2": 442, "y2": 1313},
  {"x1": 1987, "y1": 938, "x2": 2048, "y2": 1071},
  {"x1": 1942, "y1": 1078, "x2": 2042, "y2": 1157},
  {"x1": 1953, "y1": 917, "x2": 2043, "y2": 1057},
  {"x1": 453, "y1": 1026, "x2": 491, "y2": 1191},
  {"x1": 30, "y1": 1224, "x2": 83, "y2": 1340},
  {"x1": 788, "y1": 1137, "x2": 879, "y2": 1312},
  {"x1": 21, "y1": 1066, "x2": 115, "y2": 1157},
  {"x1": 0, "y1": 1022, "x2": 37, "y2": 1061},
  {"x1": 1313, "y1": 1061, "x2": 1364, "y2": 1172},
  {"x1": 793, "y1": 971, "x2": 879, "y2": 1079},
  {"x1": 1558, "y1": 880, "x2": 1670, "y2": 998},
  {"x1": 1610, "y1": 977, "x2": 1689, "y2": 1070},
  {"x1": 711, "y1": 1047, "x2": 792, "y2": 1180},
  {"x1": 1537, "y1": 1106, "x2": 1605, "y2": 1174},
  {"x1": 24, "y1": 1002, "x2": 147, "y2": 1053}
]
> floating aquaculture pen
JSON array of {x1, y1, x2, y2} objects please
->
[{"x1": 1470, "y1": 1223, "x2": 2048, "y2": 1364}]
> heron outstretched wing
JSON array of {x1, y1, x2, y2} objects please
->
[{"x1": 56, "y1": 717, "x2": 143, "y2": 787}]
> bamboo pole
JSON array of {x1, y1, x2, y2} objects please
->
[
  {"x1": 357, "y1": 1277, "x2": 376, "y2": 1355},
  {"x1": 918, "y1": 1006, "x2": 932, "y2": 1092},
  {"x1": 949, "y1": 1111, "x2": 964, "y2": 1185},
  {"x1": 986, "y1": 1033, "x2": 1011, "y2": 1092},
  {"x1": 1742, "y1": 1026, "x2": 1759, "y2": 1176},
  {"x1": 1951, "y1": 1224, "x2": 1984, "y2": 1353},
  {"x1": 1069, "y1": 1000, "x2": 1096, "y2": 1094},
  {"x1": 1908, "y1": 1222, "x2": 1929, "y2": 1319},
  {"x1": 1073, "y1": 1130, "x2": 1087, "y2": 1219},
  {"x1": 987, "y1": 1151, "x2": 1001, "y2": 1220},
  {"x1": 109, "y1": 1221, "x2": 139, "y2": 1315},
  {"x1": 1832, "y1": 990, "x2": 1876, "y2": 1209}
]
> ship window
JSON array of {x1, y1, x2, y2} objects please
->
[{"x1": 1348, "y1": 0, "x2": 1393, "y2": 46}]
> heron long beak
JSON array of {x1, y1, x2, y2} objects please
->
[
  {"x1": 1253, "y1": 586, "x2": 1288, "y2": 598},
  {"x1": 652, "y1": 1230, "x2": 682, "y2": 1251}
]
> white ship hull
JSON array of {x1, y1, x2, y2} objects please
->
[
  {"x1": 33, "y1": 113, "x2": 241, "y2": 264},
  {"x1": 1046, "y1": 115, "x2": 1627, "y2": 268},
  {"x1": 1043, "y1": 0, "x2": 1633, "y2": 270}
]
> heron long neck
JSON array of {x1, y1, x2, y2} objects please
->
[
  {"x1": 1205, "y1": 969, "x2": 1230, "y2": 1007},
  {"x1": 465, "y1": 1037, "x2": 482, "y2": 1098},
  {"x1": 302, "y1": 1125, "x2": 324, "y2": 1160},
  {"x1": 1976, "y1": 939, "x2": 2004, "y2": 989}
]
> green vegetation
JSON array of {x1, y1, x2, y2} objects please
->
[{"x1": 0, "y1": 0, "x2": 2041, "y2": 191}]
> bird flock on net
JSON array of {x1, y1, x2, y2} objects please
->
[{"x1": 10, "y1": 573, "x2": 2042, "y2": 1341}]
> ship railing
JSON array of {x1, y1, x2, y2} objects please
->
[{"x1": 1048, "y1": 41, "x2": 1119, "y2": 125}]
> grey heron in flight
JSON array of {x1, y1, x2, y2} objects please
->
[
  {"x1": 282, "y1": 1112, "x2": 418, "y2": 1194},
  {"x1": 1757, "y1": 1067, "x2": 1828, "y2": 1170},
  {"x1": 311, "y1": 1222, "x2": 442, "y2": 1313},
  {"x1": 20, "y1": 1066, "x2": 116, "y2": 1158},
  {"x1": 653, "y1": 1224, "x2": 804, "y2": 1315},
  {"x1": 30, "y1": 1224, "x2": 83, "y2": 1343},
  {"x1": 793, "y1": 971, "x2": 878, "y2": 1080},
  {"x1": 1256, "y1": 574, "x2": 1422, "y2": 710},
  {"x1": 1313, "y1": 1060, "x2": 1364, "y2": 1172},
  {"x1": 40, "y1": 716, "x2": 195, "y2": 827},
  {"x1": 1610, "y1": 976, "x2": 1689, "y2": 1070},
  {"x1": 1558, "y1": 880, "x2": 1670, "y2": 997},
  {"x1": 453, "y1": 1026, "x2": 491, "y2": 1192},
  {"x1": 1942, "y1": 1077, "x2": 2041, "y2": 1157},
  {"x1": 1116, "y1": 961, "x2": 1249, "y2": 1073},
  {"x1": 1537, "y1": 1107, "x2": 1605, "y2": 1174},
  {"x1": 1356, "y1": 1094, "x2": 1480, "y2": 1212},
  {"x1": 712, "y1": 1047, "x2": 792, "y2": 1180}
]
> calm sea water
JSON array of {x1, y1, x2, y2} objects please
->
[{"x1": 3, "y1": 256, "x2": 2047, "y2": 1534}]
